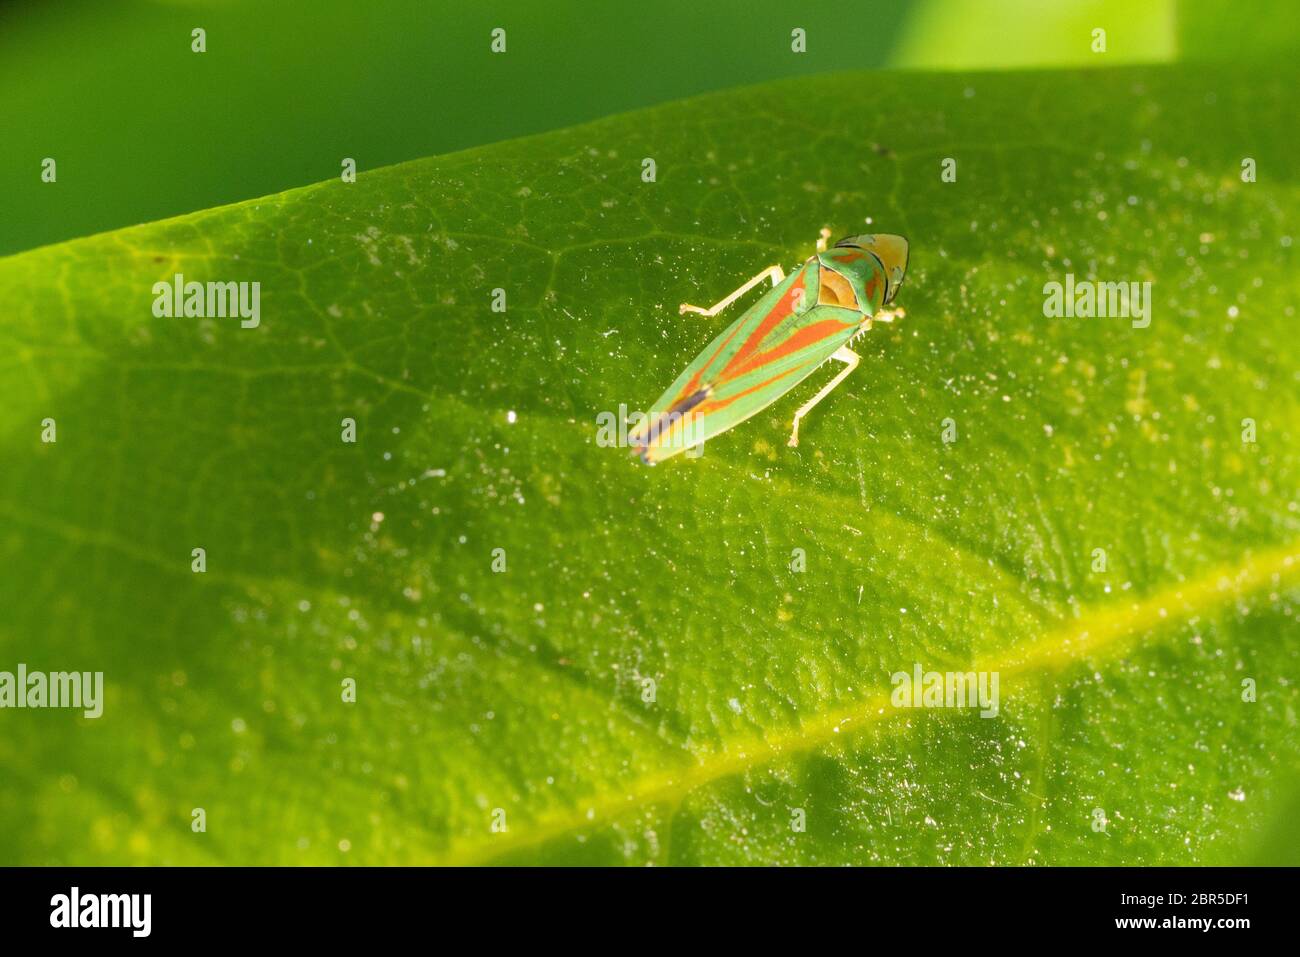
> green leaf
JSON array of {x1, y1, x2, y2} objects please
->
[{"x1": 1, "y1": 63, "x2": 1296, "y2": 865}]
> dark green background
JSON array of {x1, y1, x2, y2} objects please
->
[
  {"x1": 3, "y1": 0, "x2": 921, "y2": 256},
  {"x1": 4, "y1": 0, "x2": 1296, "y2": 257},
  {"x1": 2, "y1": 0, "x2": 1267, "y2": 259}
]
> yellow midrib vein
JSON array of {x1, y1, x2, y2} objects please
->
[{"x1": 438, "y1": 541, "x2": 1300, "y2": 865}]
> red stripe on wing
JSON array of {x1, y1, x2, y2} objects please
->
[
  {"x1": 668, "y1": 273, "x2": 807, "y2": 406},
  {"x1": 696, "y1": 365, "x2": 804, "y2": 415},
  {"x1": 717, "y1": 277, "x2": 806, "y2": 380},
  {"x1": 724, "y1": 318, "x2": 855, "y2": 381}
]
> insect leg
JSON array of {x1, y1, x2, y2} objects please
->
[
  {"x1": 679, "y1": 265, "x2": 785, "y2": 317},
  {"x1": 788, "y1": 345, "x2": 860, "y2": 447}
]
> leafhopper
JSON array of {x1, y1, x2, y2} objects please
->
[{"x1": 629, "y1": 229, "x2": 908, "y2": 464}]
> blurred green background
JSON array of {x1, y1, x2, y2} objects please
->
[
  {"x1": 9, "y1": 0, "x2": 1295, "y2": 257},
  {"x1": 4, "y1": 0, "x2": 908, "y2": 256}
]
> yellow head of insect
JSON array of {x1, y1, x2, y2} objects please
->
[{"x1": 835, "y1": 234, "x2": 909, "y2": 304}]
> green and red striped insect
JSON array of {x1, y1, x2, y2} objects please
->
[{"x1": 629, "y1": 228, "x2": 909, "y2": 464}]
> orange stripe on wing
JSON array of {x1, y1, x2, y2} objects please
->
[
  {"x1": 714, "y1": 274, "x2": 807, "y2": 382},
  {"x1": 724, "y1": 319, "x2": 855, "y2": 381},
  {"x1": 696, "y1": 363, "x2": 805, "y2": 415},
  {"x1": 669, "y1": 272, "x2": 807, "y2": 406}
]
